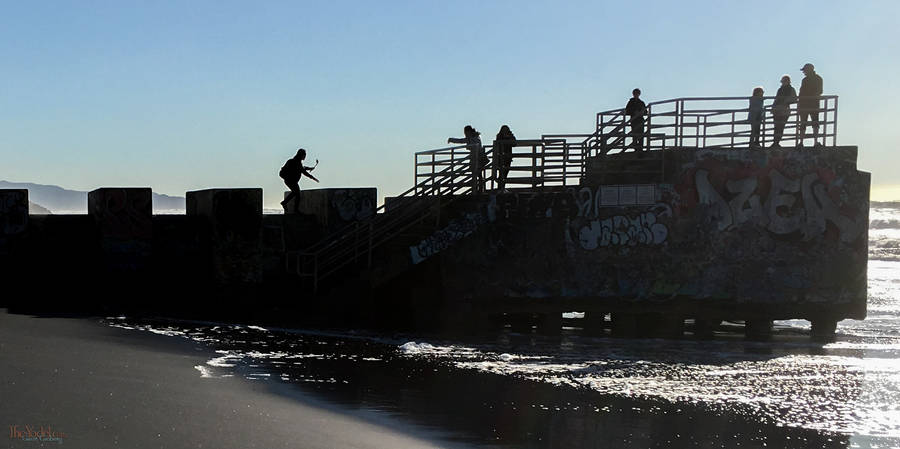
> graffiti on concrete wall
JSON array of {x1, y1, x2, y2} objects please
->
[
  {"x1": 566, "y1": 186, "x2": 670, "y2": 251},
  {"x1": 332, "y1": 189, "x2": 375, "y2": 222},
  {"x1": 410, "y1": 212, "x2": 487, "y2": 265},
  {"x1": 693, "y1": 168, "x2": 865, "y2": 243},
  {"x1": 489, "y1": 191, "x2": 577, "y2": 219},
  {"x1": 576, "y1": 209, "x2": 669, "y2": 250}
]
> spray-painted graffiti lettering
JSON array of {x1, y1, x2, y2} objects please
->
[
  {"x1": 410, "y1": 212, "x2": 487, "y2": 264},
  {"x1": 577, "y1": 211, "x2": 668, "y2": 250},
  {"x1": 695, "y1": 169, "x2": 864, "y2": 242},
  {"x1": 332, "y1": 190, "x2": 375, "y2": 222}
]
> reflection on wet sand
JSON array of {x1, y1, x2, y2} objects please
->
[{"x1": 110, "y1": 317, "x2": 894, "y2": 448}]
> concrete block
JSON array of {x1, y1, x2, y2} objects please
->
[
  {"x1": 88, "y1": 188, "x2": 152, "y2": 240},
  {"x1": 88, "y1": 188, "x2": 153, "y2": 271},
  {"x1": 187, "y1": 188, "x2": 263, "y2": 284},
  {"x1": 288, "y1": 188, "x2": 376, "y2": 234},
  {"x1": 0, "y1": 189, "x2": 28, "y2": 235}
]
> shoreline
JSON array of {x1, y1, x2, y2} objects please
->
[
  {"x1": 5, "y1": 308, "x2": 898, "y2": 448},
  {"x1": 0, "y1": 309, "x2": 481, "y2": 449}
]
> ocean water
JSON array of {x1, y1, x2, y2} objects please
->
[{"x1": 107, "y1": 204, "x2": 900, "y2": 448}]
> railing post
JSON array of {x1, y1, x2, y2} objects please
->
[
  {"x1": 450, "y1": 147, "x2": 455, "y2": 196},
  {"x1": 472, "y1": 146, "x2": 478, "y2": 195},
  {"x1": 703, "y1": 115, "x2": 708, "y2": 148},
  {"x1": 794, "y1": 104, "x2": 800, "y2": 146},
  {"x1": 646, "y1": 104, "x2": 652, "y2": 151},
  {"x1": 676, "y1": 100, "x2": 682, "y2": 148},
  {"x1": 833, "y1": 96, "x2": 838, "y2": 146},
  {"x1": 731, "y1": 111, "x2": 736, "y2": 148},
  {"x1": 696, "y1": 115, "x2": 700, "y2": 148}
]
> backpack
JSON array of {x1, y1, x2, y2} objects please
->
[{"x1": 279, "y1": 158, "x2": 297, "y2": 180}]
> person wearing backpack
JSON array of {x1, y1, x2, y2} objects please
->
[{"x1": 279, "y1": 148, "x2": 319, "y2": 213}]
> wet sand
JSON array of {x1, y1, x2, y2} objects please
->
[{"x1": 0, "y1": 309, "x2": 471, "y2": 449}]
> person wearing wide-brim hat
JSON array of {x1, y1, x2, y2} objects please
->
[{"x1": 798, "y1": 63, "x2": 823, "y2": 147}]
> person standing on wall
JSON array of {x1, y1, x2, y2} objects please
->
[
  {"x1": 771, "y1": 75, "x2": 797, "y2": 148},
  {"x1": 625, "y1": 89, "x2": 647, "y2": 152},
  {"x1": 748, "y1": 87, "x2": 765, "y2": 149},
  {"x1": 279, "y1": 148, "x2": 319, "y2": 213},
  {"x1": 448, "y1": 125, "x2": 487, "y2": 194},
  {"x1": 798, "y1": 63, "x2": 824, "y2": 147}
]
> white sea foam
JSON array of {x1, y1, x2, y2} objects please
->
[
  {"x1": 399, "y1": 342, "x2": 435, "y2": 354},
  {"x1": 194, "y1": 365, "x2": 216, "y2": 378}
]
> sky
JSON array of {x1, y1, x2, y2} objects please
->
[{"x1": 2, "y1": 0, "x2": 899, "y2": 207}]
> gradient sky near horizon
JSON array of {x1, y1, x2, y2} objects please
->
[{"x1": 2, "y1": 0, "x2": 899, "y2": 207}]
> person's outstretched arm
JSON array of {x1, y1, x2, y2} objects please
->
[
  {"x1": 302, "y1": 170, "x2": 319, "y2": 182},
  {"x1": 448, "y1": 137, "x2": 467, "y2": 144}
]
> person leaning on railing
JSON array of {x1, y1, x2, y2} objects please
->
[
  {"x1": 798, "y1": 63, "x2": 824, "y2": 147},
  {"x1": 448, "y1": 125, "x2": 487, "y2": 193},
  {"x1": 771, "y1": 75, "x2": 797, "y2": 148}
]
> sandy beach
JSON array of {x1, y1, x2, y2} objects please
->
[{"x1": 0, "y1": 309, "x2": 470, "y2": 449}]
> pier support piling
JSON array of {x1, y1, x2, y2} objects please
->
[
  {"x1": 611, "y1": 312, "x2": 639, "y2": 338},
  {"x1": 745, "y1": 319, "x2": 774, "y2": 341},
  {"x1": 810, "y1": 318, "x2": 838, "y2": 343},
  {"x1": 582, "y1": 311, "x2": 607, "y2": 336}
]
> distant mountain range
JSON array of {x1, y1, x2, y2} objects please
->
[{"x1": 0, "y1": 180, "x2": 185, "y2": 214}]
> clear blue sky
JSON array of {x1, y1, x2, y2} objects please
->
[{"x1": 2, "y1": 0, "x2": 898, "y2": 206}]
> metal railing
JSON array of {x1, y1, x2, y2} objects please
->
[
  {"x1": 291, "y1": 151, "x2": 476, "y2": 291},
  {"x1": 415, "y1": 139, "x2": 585, "y2": 192},
  {"x1": 591, "y1": 95, "x2": 838, "y2": 156}
]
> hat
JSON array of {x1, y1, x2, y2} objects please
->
[{"x1": 801, "y1": 63, "x2": 814, "y2": 71}]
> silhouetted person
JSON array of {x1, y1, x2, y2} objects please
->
[
  {"x1": 625, "y1": 88, "x2": 646, "y2": 152},
  {"x1": 748, "y1": 87, "x2": 764, "y2": 149},
  {"x1": 279, "y1": 148, "x2": 319, "y2": 213},
  {"x1": 494, "y1": 125, "x2": 516, "y2": 191},
  {"x1": 448, "y1": 125, "x2": 486, "y2": 193},
  {"x1": 798, "y1": 63, "x2": 824, "y2": 147},
  {"x1": 771, "y1": 75, "x2": 797, "y2": 148}
]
